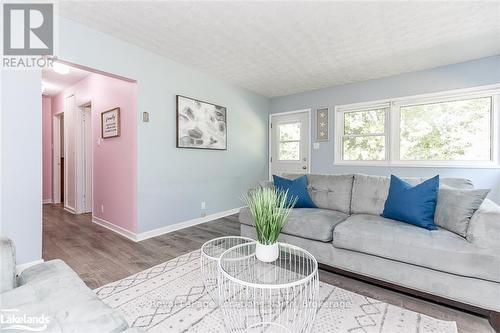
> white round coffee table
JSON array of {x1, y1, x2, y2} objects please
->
[
  {"x1": 218, "y1": 242, "x2": 319, "y2": 333},
  {"x1": 200, "y1": 236, "x2": 254, "y2": 302}
]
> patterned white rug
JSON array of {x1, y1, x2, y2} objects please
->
[{"x1": 95, "y1": 250, "x2": 457, "y2": 333}]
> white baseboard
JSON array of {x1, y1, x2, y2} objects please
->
[
  {"x1": 16, "y1": 259, "x2": 44, "y2": 275},
  {"x1": 64, "y1": 205, "x2": 76, "y2": 214},
  {"x1": 92, "y1": 216, "x2": 137, "y2": 242},
  {"x1": 91, "y1": 207, "x2": 241, "y2": 242},
  {"x1": 135, "y1": 207, "x2": 242, "y2": 242},
  {"x1": 43, "y1": 199, "x2": 53, "y2": 204}
]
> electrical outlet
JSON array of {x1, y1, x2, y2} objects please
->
[
  {"x1": 101, "y1": 204, "x2": 104, "y2": 213},
  {"x1": 201, "y1": 201, "x2": 206, "y2": 210}
]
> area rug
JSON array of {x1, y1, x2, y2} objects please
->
[{"x1": 94, "y1": 250, "x2": 457, "y2": 333}]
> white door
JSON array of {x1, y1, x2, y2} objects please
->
[
  {"x1": 270, "y1": 110, "x2": 310, "y2": 178},
  {"x1": 83, "y1": 106, "x2": 92, "y2": 213}
]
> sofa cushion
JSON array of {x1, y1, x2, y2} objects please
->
[
  {"x1": 0, "y1": 236, "x2": 16, "y2": 292},
  {"x1": 333, "y1": 214, "x2": 500, "y2": 283},
  {"x1": 282, "y1": 174, "x2": 354, "y2": 214},
  {"x1": 351, "y1": 174, "x2": 475, "y2": 216},
  {"x1": 239, "y1": 207, "x2": 348, "y2": 242}
]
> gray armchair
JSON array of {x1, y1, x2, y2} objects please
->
[
  {"x1": 0, "y1": 236, "x2": 141, "y2": 332},
  {"x1": 0, "y1": 236, "x2": 16, "y2": 293}
]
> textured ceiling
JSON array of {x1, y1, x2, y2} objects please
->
[{"x1": 59, "y1": 1, "x2": 500, "y2": 97}]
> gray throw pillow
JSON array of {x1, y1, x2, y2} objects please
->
[{"x1": 434, "y1": 185, "x2": 490, "y2": 237}]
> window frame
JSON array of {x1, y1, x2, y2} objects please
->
[
  {"x1": 277, "y1": 120, "x2": 302, "y2": 162},
  {"x1": 337, "y1": 103, "x2": 390, "y2": 164},
  {"x1": 334, "y1": 85, "x2": 500, "y2": 168}
]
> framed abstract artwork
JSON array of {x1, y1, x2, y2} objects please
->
[
  {"x1": 316, "y1": 107, "x2": 329, "y2": 141},
  {"x1": 176, "y1": 95, "x2": 227, "y2": 150}
]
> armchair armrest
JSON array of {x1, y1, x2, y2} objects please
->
[
  {"x1": 467, "y1": 199, "x2": 500, "y2": 251},
  {"x1": 0, "y1": 236, "x2": 16, "y2": 292}
]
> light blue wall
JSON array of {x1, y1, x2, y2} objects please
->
[
  {"x1": 1, "y1": 70, "x2": 43, "y2": 264},
  {"x1": 270, "y1": 56, "x2": 500, "y2": 203},
  {"x1": 58, "y1": 18, "x2": 269, "y2": 233}
]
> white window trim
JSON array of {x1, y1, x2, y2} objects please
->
[{"x1": 334, "y1": 84, "x2": 500, "y2": 168}]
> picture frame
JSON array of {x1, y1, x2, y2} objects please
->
[
  {"x1": 316, "y1": 107, "x2": 329, "y2": 141},
  {"x1": 101, "y1": 107, "x2": 121, "y2": 139},
  {"x1": 176, "y1": 95, "x2": 227, "y2": 150}
]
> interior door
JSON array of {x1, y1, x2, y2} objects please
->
[
  {"x1": 83, "y1": 106, "x2": 92, "y2": 213},
  {"x1": 270, "y1": 111, "x2": 310, "y2": 178}
]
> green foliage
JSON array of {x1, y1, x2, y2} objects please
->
[
  {"x1": 242, "y1": 188, "x2": 297, "y2": 245},
  {"x1": 342, "y1": 97, "x2": 491, "y2": 161},
  {"x1": 344, "y1": 109, "x2": 386, "y2": 161},
  {"x1": 400, "y1": 97, "x2": 491, "y2": 161}
]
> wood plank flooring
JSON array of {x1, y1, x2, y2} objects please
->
[{"x1": 42, "y1": 204, "x2": 494, "y2": 333}]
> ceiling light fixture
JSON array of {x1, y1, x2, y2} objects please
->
[{"x1": 53, "y1": 62, "x2": 70, "y2": 75}]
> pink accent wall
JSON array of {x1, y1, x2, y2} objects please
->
[
  {"x1": 51, "y1": 73, "x2": 137, "y2": 232},
  {"x1": 42, "y1": 97, "x2": 52, "y2": 201}
]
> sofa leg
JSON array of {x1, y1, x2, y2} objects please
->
[{"x1": 490, "y1": 312, "x2": 500, "y2": 333}]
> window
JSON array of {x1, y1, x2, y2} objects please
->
[
  {"x1": 342, "y1": 107, "x2": 387, "y2": 161},
  {"x1": 399, "y1": 97, "x2": 492, "y2": 161},
  {"x1": 278, "y1": 122, "x2": 301, "y2": 160},
  {"x1": 335, "y1": 87, "x2": 499, "y2": 167}
]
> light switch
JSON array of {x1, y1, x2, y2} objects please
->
[
  {"x1": 313, "y1": 142, "x2": 320, "y2": 150},
  {"x1": 143, "y1": 112, "x2": 150, "y2": 122}
]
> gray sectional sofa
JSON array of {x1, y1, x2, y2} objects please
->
[
  {"x1": 239, "y1": 173, "x2": 500, "y2": 327},
  {"x1": 0, "y1": 237, "x2": 139, "y2": 333}
]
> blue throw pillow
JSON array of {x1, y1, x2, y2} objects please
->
[
  {"x1": 273, "y1": 175, "x2": 317, "y2": 208},
  {"x1": 382, "y1": 175, "x2": 439, "y2": 230}
]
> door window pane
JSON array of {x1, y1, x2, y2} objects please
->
[
  {"x1": 279, "y1": 123, "x2": 301, "y2": 141},
  {"x1": 400, "y1": 97, "x2": 491, "y2": 161},
  {"x1": 279, "y1": 142, "x2": 300, "y2": 161},
  {"x1": 278, "y1": 122, "x2": 301, "y2": 161}
]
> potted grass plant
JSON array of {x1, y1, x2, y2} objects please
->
[{"x1": 242, "y1": 187, "x2": 297, "y2": 262}]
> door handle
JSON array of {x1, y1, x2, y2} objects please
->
[{"x1": 302, "y1": 166, "x2": 307, "y2": 170}]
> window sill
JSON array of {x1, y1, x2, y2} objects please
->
[{"x1": 332, "y1": 162, "x2": 500, "y2": 169}]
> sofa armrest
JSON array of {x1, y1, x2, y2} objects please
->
[
  {"x1": 467, "y1": 199, "x2": 500, "y2": 251},
  {"x1": 0, "y1": 236, "x2": 16, "y2": 292}
]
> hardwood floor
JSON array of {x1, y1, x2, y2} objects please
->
[{"x1": 42, "y1": 204, "x2": 494, "y2": 333}]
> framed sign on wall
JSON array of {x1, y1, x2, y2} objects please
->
[
  {"x1": 176, "y1": 95, "x2": 227, "y2": 150},
  {"x1": 101, "y1": 107, "x2": 121, "y2": 139},
  {"x1": 316, "y1": 107, "x2": 329, "y2": 141}
]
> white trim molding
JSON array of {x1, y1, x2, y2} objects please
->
[
  {"x1": 64, "y1": 206, "x2": 76, "y2": 214},
  {"x1": 43, "y1": 199, "x2": 53, "y2": 204},
  {"x1": 92, "y1": 207, "x2": 242, "y2": 242},
  {"x1": 136, "y1": 207, "x2": 243, "y2": 241},
  {"x1": 92, "y1": 216, "x2": 137, "y2": 242},
  {"x1": 16, "y1": 259, "x2": 44, "y2": 275}
]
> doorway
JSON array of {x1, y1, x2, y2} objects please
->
[{"x1": 269, "y1": 110, "x2": 311, "y2": 178}]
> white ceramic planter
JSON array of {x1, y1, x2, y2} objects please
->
[{"x1": 255, "y1": 242, "x2": 279, "y2": 262}]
